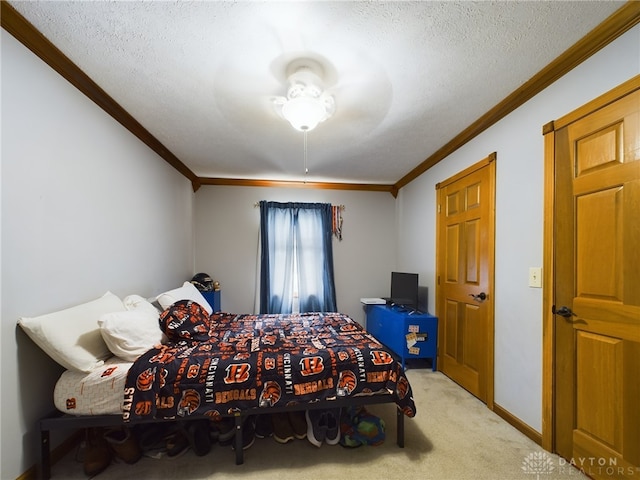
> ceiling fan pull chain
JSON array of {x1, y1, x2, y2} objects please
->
[{"x1": 304, "y1": 129, "x2": 309, "y2": 179}]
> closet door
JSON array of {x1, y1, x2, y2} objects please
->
[
  {"x1": 552, "y1": 84, "x2": 640, "y2": 478},
  {"x1": 436, "y1": 154, "x2": 495, "y2": 405}
]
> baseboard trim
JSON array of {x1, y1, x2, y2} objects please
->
[
  {"x1": 17, "y1": 430, "x2": 83, "y2": 480},
  {"x1": 493, "y1": 403, "x2": 542, "y2": 446}
]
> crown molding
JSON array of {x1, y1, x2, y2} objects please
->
[{"x1": 198, "y1": 177, "x2": 398, "y2": 197}]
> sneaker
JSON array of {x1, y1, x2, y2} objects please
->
[
  {"x1": 325, "y1": 409, "x2": 341, "y2": 445},
  {"x1": 208, "y1": 422, "x2": 220, "y2": 444},
  {"x1": 271, "y1": 412, "x2": 295, "y2": 444},
  {"x1": 216, "y1": 417, "x2": 236, "y2": 446},
  {"x1": 288, "y1": 411, "x2": 307, "y2": 440},
  {"x1": 305, "y1": 409, "x2": 328, "y2": 448},
  {"x1": 231, "y1": 416, "x2": 256, "y2": 450},
  {"x1": 166, "y1": 431, "x2": 189, "y2": 458},
  {"x1": 255, "y1": 414, "x2": 273, "y2": 439},
  {"x1": 104, "y1": 427, "x2": 142, "y2": 464},
  {"x1": 185, "y1": 420, "x2": 211, "y2": 456}
]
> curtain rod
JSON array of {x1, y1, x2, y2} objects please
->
[{"x1": 254, "y1": 202, "x2": 345, "y2": 210}]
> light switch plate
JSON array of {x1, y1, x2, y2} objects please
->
[{"x1": 529, "y1": 267, "x2": 542, "y2": 288}]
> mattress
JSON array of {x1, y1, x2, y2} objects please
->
[{"x1": 54, "y1": 356, "x2": 133, "y2": 415}]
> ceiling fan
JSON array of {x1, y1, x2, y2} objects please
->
[
  {"x1": 210, "y1": 23, "x2": 393, "y2": 147},
  {"x1": 270, "y1": 58, "x2": 336, "y2": 132}
]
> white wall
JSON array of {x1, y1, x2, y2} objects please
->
[
  {"x1": 396, "y1": 25, "x2": 640, "y2": 432},
  {"x1": 1, "y1": 31, "x2": 195, "y2": 479},
  {"x1": 194, "y1": 186, "x2": 397, "y2": 326}
]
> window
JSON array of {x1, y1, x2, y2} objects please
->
[{"x1": 259, "y1": 201, "x2": 337, "y2": 314}]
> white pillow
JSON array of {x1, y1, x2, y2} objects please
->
[
  {"x1": 18, "y1": 292, "x2": 125, "y2": 372},
  {"x1": 155, "y1": 281, "x2": 213, "y2": 314},
  {"x1": 98, "y1": 309, "x2": 165, "y2": 362},
  {"x1": 123, "y1": 294, "x2": 160, "y2": 314}
]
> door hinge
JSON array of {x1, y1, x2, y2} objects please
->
[{"x1": 438, "y1": 204, "x2": 441, "y2": 214}]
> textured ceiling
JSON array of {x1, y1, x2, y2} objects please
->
[{"x1": 7, "y1": 1, "x2": 625, "y2": 185}]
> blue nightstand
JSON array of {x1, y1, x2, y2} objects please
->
[
  {"x1": 201, "y1": 290, "x2": 221, "y2": 312},
  {"x1": 365, "y1": 304, "x2": 438, "y2": 370}
]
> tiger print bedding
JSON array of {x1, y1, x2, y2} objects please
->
[{"x1": 123, "y1": 300, "x2": 416, "y2": 422}]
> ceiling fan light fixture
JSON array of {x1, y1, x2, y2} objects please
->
[
  {"x1": 274, "y1": 60, "x2": 335, "y2": 132},
  {"x1": 281, "y1": 96, "x2": 326, "y2": 131}
]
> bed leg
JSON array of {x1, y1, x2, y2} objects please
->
[
  {"x1": 40, "y1": 428, "x2": 51, "y2": 480},
  {"x1": 396, "y1": 409, "x2": 405, "y2": 448},
  {"x1": 234, "y1": 414, "x2": 244, "y2": 465}
]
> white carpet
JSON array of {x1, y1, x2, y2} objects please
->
[{"x1": 51, "y1": 368, "x2": 586, "y2": 479}]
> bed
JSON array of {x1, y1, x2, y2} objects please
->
[{"x1": 22, "y1": 289, "x2": 416, "y2": 479}]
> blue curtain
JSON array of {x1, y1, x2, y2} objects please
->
[{"x1": 259, "y1": 201, "x2": 337, "y2": 314}]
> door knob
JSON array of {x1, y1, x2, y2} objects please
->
[
  {"x1": 469, "y1": 292, "x2": 487, "y2": 302},
  {"x1": 552, "y1": 305, "x2": 576, "y2": 318}
]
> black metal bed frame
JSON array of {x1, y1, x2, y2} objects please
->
[{"x1": 39, "y1": 394, "x2": 405, "y2": 480}]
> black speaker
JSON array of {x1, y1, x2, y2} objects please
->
[{"x1": 417, "y1": 286, "x2": 429, "y2": 313}]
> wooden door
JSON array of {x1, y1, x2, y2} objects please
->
[
  {"x1": 436, "y1": 154, "x2": 495, "y2": 404},
  {"x1": 549, "y1": 79, "x2": 640, "y2": 478}
]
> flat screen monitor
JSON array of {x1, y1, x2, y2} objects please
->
[{"x1": 390, "y1": 272, "x2": 419, "y2": 309}]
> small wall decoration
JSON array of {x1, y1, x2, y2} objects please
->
[{"x1": 332, "y1": 205, "x2": 344, "y2": 240}]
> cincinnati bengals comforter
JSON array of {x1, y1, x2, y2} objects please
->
[{"x1": 123, "y1": 300, "x2": 416, "y2": 422}]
